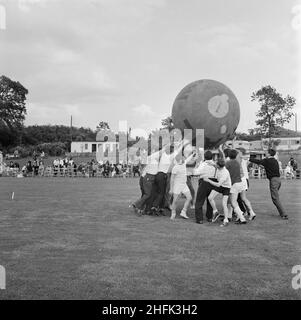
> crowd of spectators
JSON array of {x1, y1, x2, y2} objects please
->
[
  {"x1": 0, "y1": 155, "x2": 142, "y2": 178},
  {"x1": 0, "y1": 153, "x2": 299, "y2": 179}
]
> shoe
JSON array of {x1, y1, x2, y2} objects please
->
[
  {"x1": 249, "y1": 214, "x2": 256, "y2": 221},
  {"x1": 158, "y1": 208, "x2": 165, "y2": 216},
  {"x1": 136, "y1": 209, "x2": 143, "y2": 216},
  {"x1": 235, "y1": 219, "x2": 247, "y2": 225},
  {"x1": 196, "y1": 220, "x2": 203, "y2": 224},
  {"x1": 212, "y1": 211, "x2": 221, "y2": 223},
  {"x1": 180, "y1": 211, "x2": 189, "y2": 219},
  {"x1": 190, "y1": 205, "x2": 195, "y2": 210},
  {"x1": 281, "y1": 215, "x2": 288, "y2": 220},
  {"x1": 220, "y1": 221, "x2": 229, "y2": 227},
  {"x1": 170, "y1": 212, "x2": 176, "y2": 220},
  {"x1": 151, "y1": 207, "x2": 160, "y2": 216},
  {"x1": 131, "y1": 204, "x2": 140, "y2": 215}
]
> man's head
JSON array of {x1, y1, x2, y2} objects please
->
[
  {"x1": 217, "y1": 158, "x2": 226, "y2": 169},
  {"x1": 268, "y1": 148, "x2": 276, "y2": 157},
  {"x1": 223, "y1": 148, "x2": 231, "y2": 158},
  {"x1": 204, "y1": 150, "x2": 213, "y2": 161},
  {"x1": 237, "y1": 147, "x2": 250, "y2": 159},
  {"x1": 229, "y1": 149, "x2": 238, "y2": 160}
]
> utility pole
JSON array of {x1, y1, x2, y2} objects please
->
[{"x1": 70, "y1": 115, "x2": 73, "y2": 152}]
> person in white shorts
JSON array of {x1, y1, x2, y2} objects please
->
[
  {"x1": 204, "y1": 158, "x2": 232, "y2": 227},
  {"x1": 169, "y1": 151, "x2": 196, "y2": 220},
  {"x1": 237, "y1": 149, "x2": 256, "y2": 220},
  {"x1": 225, "y1": 149, "x2": 247, "y2": 224}
]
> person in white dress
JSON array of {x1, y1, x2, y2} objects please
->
[{"x1": 169, "y1": 151, "x2": 196, "y2": 220}]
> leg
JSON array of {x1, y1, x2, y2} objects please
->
[
  {"x1": 240, "y1": 190, "x2": 256, "y2": 219},
  {"x1": 230, "y1": 193, "x2": 246, "y2": 222},
  {"x1": 269, "y1": 177, "x2": 287, "y2": 217},
  {"x1": 186, "y1": 176, "x2": 195, "y2": 207},
  {"x1": 164, "y1": 173, "x2": 172, "y2": 209},
  {"x1": 170, "y1": 194, "x2": 179, "y2": 219},
  {"x1": 208, "y1": 190, "x2": 221, "y2": 222},
  {"x1": 204, "y1": 181, "x2": 214, "y2": 221},
  {"x1": 152, "y1": 172, "x2": 167, "y2": 209},
  {"x1": 206, "y1": 198, "x2": 213, "y2": 221},
  {"x1": 219, "y1": 195, "x2": 230, "y2": 226},
  {"x1": 139, "y1": 176, "x2": 145, "y2": 197},
  {"x1": 195, "y1": 180, "x2": 207, "y2": 223},
  {"x1": 237, "y1": 193, "x2": 247, "y2": 213},
  {"x1": 208, "y1": 190, "x2": 218, "y2": 214},
  {"x1": 222, "y1": 196, "x2": 229, "y2": 221},
  {"x1": 181, "y1": 191, "x2": 192, "y2": 216},
  {"x1": 134, "y1": 175, "x2": 154, "y2": 210}
]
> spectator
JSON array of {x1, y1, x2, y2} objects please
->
[
  {"x1": 33, "y1": 160, "x2": 39, "y2": 176},
  {"x1": 26, "y1": 161, "x2": 33, "y2": 176}
]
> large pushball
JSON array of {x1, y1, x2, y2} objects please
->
[{"x1": 172, "y1": 79, "x2": 240, "y2": 149}]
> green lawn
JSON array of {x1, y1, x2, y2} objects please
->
[{"x1": 0, "y1": 177, "x2": 300, "y2": 300}]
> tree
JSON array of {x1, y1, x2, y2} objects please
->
[
  {"x1": 96, "y1": 121, "x2": 110, "y2": 131},
  {"x1": 0, "y1": 75, "x2": 28, "y2": 129},
  {"x1": 161, "y1": 116, "x2": 174, "y2": 131},
  {"x1": 251, "y1": 85, "x2": 295, "y2": 146}
]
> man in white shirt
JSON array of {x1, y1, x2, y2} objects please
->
[
  {"x1": 193, "y1": 150, "x2": 217, "y2": 224},
  {"x1": 204, "y1": 158, "x2": 232, "y2": 226}
]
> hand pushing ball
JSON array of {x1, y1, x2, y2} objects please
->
[{"x1": 172, "y1": 79, "x2": 240, "y2": 149}]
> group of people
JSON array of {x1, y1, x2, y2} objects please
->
[
  {"x1": 1, "y1": 155, "x2": 142, "y2": 179},
  {"x1": 131, "y1": 140, "x2": 289, "y2": 226}
]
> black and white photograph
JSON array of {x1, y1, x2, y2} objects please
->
[{"x1": 0, "y1": 0, "x2": 301, "y2": 307}]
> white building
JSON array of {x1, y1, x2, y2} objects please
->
[
  {"x1": 227, "y1": 137, "x2": 301, "y2": 152},
  {"x1": 226, "y1": 140, "x2": 251, "y2": 151},
  {"x1": 262, "y1": 137, "x2": 301, "y2": 151},
  {"x1": 71, "y1": 141, "x2": 119, "y2": 154},
  {"x1": 249, "y1": 140, "x2": 263, "y2": 150}
]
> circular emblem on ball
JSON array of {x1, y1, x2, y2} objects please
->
[{"x1": 208, "y1": 94, "x2": 229, "y2": 118}]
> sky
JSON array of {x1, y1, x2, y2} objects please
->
[{"x1": 0, "y1": 0, "x2": 300, "y2": 136}]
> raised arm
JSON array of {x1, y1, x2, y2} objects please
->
[
  {"x1": 249, "y1": 158, "x2": 264, "y2": 166},
  {"x1": 169, "y1": 172, "x2": 175, "y2": 194},
  {"x1": 184, "y1": 151, "x2": 197, "y2": 165},
  {"x1": 218, "y1": 144, "x2": 225, "y2": 160}
]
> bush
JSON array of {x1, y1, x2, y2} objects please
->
[{"x1": 9, "y1": 142, "x2": 68, "y2": 157}]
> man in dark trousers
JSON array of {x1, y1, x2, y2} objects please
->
[
  {"x1": 194, "y1": 150, "x2": 217, "y2": 224},
  {"x1": 249, "y1": 149, "x2": 288, "y2": 220},
  {"x1": 152, "y1": 141, "x2": 188, "y2": 214}
]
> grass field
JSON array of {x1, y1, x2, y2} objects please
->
[{"x1": 0, "y1": 177, "x2": 301, "y2": 300}]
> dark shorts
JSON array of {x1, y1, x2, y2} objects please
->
[{"x1": 212, "y1": 185, "x2": 230, "y2": 196}]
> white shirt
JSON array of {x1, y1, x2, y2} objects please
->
[
  {"x1": 172, "y1": 163, "x2": 187, "y2": 186},
  {"x1": 145, "y1": 151, "x2": 160, "y2": 175},
  {"x1": 240, "y1": 159, "x2": 249, "y2": 179},
  {"x1": 194, "y1": 160, "x2": 216, "y2": 178},
  {"x1": 141, "y1": 166, "x2": 147, "y2": 177},
  {"x1": 216, "y1": 167, "x2": 232, "y2": 188},
  {"x1": 158, "y1": 151, "x2": 175, "y2": 173}
]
